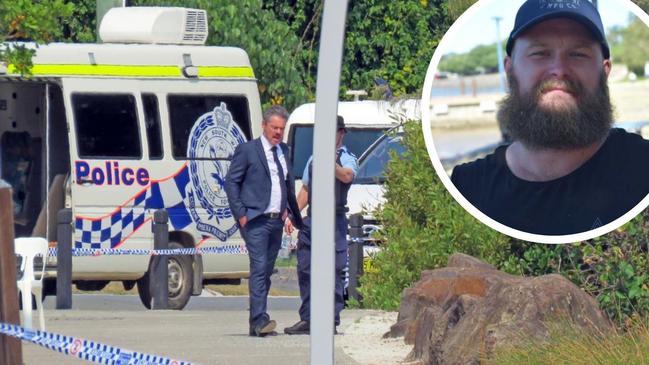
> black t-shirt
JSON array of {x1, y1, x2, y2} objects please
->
[{"x1": 451, "y1": 128, "x2": 649, "y2": 235}]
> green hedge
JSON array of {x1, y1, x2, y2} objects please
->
[{"x1": 503, "y1": 220, "x2": 649, "y2": 327}]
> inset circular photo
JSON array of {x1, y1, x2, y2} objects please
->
[{"x1": 422, "y1": 0, "x2": 649, "y2": 243}]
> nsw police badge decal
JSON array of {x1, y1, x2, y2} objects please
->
[{"x1": 187, "y1": 102, "x2": 246, "y2": 241}]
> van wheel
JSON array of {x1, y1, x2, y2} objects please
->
[{"x1": 136, "y1": 242, "x2": 193, "y2": 310}]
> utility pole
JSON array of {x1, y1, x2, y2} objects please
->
[
  {"x1": 493, "y1": 16, "x2": 506, "y2": 93},
  {"x1": 311, "y1": 0, "x2": 349, "y2": 364},
  {"x1": 0, "y1": 181, "x2": 22, "y2": 365}
]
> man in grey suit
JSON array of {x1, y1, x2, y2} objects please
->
[{"x1": 225, "y1": 105, "x2": 303, "y2": 337}]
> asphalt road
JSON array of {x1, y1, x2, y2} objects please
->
[
  {"x1": 19, "y1": 294, "x2": 375, "y2": 365},
  {"x1": 41, "y1": 292, "x2": 302, "y2": 312}
]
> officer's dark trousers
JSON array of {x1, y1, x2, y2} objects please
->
[
  {"x1": 297, "y1": 214, "x2": 348, "y2": 325},
  {"x1": 241, "y1": 215, "x2": 284, "y2": 328}
]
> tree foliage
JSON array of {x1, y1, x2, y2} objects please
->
[
  {"x1": 610, "y1": 18, "x2": 649, "y2": 76},
  {"x1": 342, "y1": 1, "x2": 450, "y2": 97},
  {"x1": 60, "y1": 0, "x2": 96, "y2": 43},
  {"x1": 0, "y1": 0, "x2": 74, "y2": 75},
  {"x1": 500, "y1": 214, "x2": 649, "y2": 328},
  {"x1": 633, "y1": 0, "x2": 649, "y2": 13},
  {"x1": 438, "y1": 42, "x2": 502, "y2": 75},
  {"x1": 265, "y1": 0, "x2": 453, "y2": 99}
]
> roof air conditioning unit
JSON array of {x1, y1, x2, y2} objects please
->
[{"x1": 99, "y1": 7, "x2": 208, "y2": 45}]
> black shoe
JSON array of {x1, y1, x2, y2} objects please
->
[
  {"x1": 284, "y1": 320, "x2": 310, "y2": 335},
  {"x1": 249, "y1": 319, "x2": 277, "y2": 337}
]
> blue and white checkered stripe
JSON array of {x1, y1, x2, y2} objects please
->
[
  {"x1": 0, "y1": 321, "x2": 195, "y2": 365},
  {"x1": 47, "y1": 245, "x2": 248, "y2": 257},
  {"x1": 74, "y1": 166, "x2": 194, "y2": 250},
  {"x1": 74, "y1": 191, "x2": 148, "y2": 250}
]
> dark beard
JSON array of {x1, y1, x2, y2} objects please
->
[{"x1": 497, "y1": 71, "x2": 613, "y2": 150}]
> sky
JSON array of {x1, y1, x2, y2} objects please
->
[{"x1": 441, "y1": 0, "x2": 638, "y2": 55}]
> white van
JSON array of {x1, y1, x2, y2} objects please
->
[
  {"x1": 1, "y1": 7, "x2": 261, "y2": 309},
  {"x1": 284, "y1": 99, "x2": 420, "y2": 240},
  {"x1": 286, "y1": 99, "x2": 419, "y2": 210}
]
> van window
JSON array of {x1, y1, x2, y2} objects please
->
[
  {"x1": 142, "y1": 93, "x2": 163, "y2": 159},
  {"x1": 168, "y1": 95, "x2": 252, "y2": 159},
  {"x1": 355, "y1": 134, "x2": 405, "y2": 184},
  {"x1": 289, "y1": 126, "x2": 387, "y2": 178},
  {"x1": 72, "y1": 94, "x2": 141, "y2": 159}
]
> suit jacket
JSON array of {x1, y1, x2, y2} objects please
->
[{"x1": 225, "y1": 138, "x2": 304, "y2": 230}]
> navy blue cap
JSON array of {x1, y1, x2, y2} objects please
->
[
  {"x1": 506, "y1": 0, "x2": 610, "y2": 59},
  {"x1": 337, "y1": 115, "x2": 346, "y2": 131}
]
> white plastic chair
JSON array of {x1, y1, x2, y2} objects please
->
[{"x1": 15, "y1": 237, "x2": 48, "y2": 330}]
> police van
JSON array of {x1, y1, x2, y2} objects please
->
[{"x1": 1, "y1": 7, "x2": 261, "y2": 309}]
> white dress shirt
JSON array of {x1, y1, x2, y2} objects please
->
[{"x1": 260, "y1": 135, "x2": 288, "y2": 214}]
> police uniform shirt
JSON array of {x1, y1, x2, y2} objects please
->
[{"x1": 302, "y1": 146, "x2": 359, "y2": 187}]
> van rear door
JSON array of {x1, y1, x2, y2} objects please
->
[{"x1": 64, "y1": 78, "x2": 150, "y2": 274}]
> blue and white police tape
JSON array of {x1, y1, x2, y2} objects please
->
[
  {"x1": 0, "y1": 321, "x2": 195, "y2": 365},
  {"x1": 45, "y1": 245, "x2": 248, "y2": 257}
]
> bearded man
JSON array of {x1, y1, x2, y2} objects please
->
[{"x1": 451, "y1": 0, "x2": 649, "y2": 235}]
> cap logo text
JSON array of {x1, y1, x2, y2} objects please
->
[{"x1": 540, "y1": 0, "x2": 580, "y2": 9}]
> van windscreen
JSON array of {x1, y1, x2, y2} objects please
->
[
  {"x1": 289, "y1": 126, "x2": 386, "y2": 179},
  {"x1": 355, "y1": 134, "x2": 405, "y2": 184}
]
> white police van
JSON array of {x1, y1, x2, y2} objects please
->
[{"x1": 0, "y1": 7, "x2": 261, "y2": 309}]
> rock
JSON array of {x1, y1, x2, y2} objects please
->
[
  {"x1": 446, "y1": 252, "x2": 496, "y2": 270},
  {"x1": 387, "y1": 253, "x2": 613, "y2": 365}
]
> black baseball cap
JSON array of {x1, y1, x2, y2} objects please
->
[
  {"x1": 506, "y1": 0, "x2": 610, "y2": 59},
  {"x1": 337, "y1": 115, "x2": 347, "y2": 132}
]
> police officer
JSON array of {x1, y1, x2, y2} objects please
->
[{"x1": 284, "y1": 115, "x2": 358, "y2": 335}]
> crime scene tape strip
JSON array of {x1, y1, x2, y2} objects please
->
[
  {"x1": 0, "y1": 321, "x2": 196, "y2": 365},
  {"x1": 44, "y1": 245, "x2": 249, "y2": 257}
]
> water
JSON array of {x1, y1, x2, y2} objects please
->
[
  {"x1": 431, "y1": 126, "x2": 503, "y2": 159},
  {"x1": 431, "y1": 85, "x2": 503, "y2": 98},
  {"x1": 431, "y1": 72, "x2": 505, "y2": 98}
]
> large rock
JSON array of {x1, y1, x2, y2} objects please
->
[{"x1": 387, "y1": 253, "x2": 613, "y2": 365}]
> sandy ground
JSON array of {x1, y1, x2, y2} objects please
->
[
  {"x1": 340, "y1": 311, "x2": 413, "y2": 365},
  {"x1": 268, "y1": 268, "x2": 414, "y2": 363}
]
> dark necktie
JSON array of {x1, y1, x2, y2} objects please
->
[{"x1": 271, "y1": 145, "x2": 287, "y2": 214}]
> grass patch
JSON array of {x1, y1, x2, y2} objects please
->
[
  {"x1": 71, "y1": 258, "x2": 300, "y2": 297},
  {"x1": 275, "y1": 255, "x2": 297, "y2": 268},
  {"x1": 72, "y1": 281, "x2": 298, "y2": 296},
  {"x1": 207, "y1": 283, "x2": 298, "y2": 296},
  {"x1": 73, "y1": 282, "x2": 137, "y2": 295},
  {"x1": 487, "y1": 320, "x2": 649, "y2": 365}
]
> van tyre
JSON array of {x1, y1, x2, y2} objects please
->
[{"x1": 136, "y1": 242, "x2": 193, "y2": 310}]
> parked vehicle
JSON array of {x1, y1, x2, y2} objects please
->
[{"x1": 1, "y1": 7, "x2": 261, "y2": 309}]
